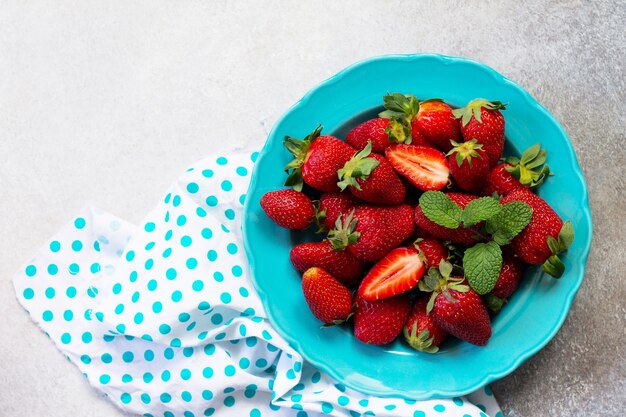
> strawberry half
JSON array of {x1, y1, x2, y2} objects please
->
[
  {"x1": 385, "y1": 144, "x2": 450, "y2": 191},
  {"x1": 290, "y1": 241, "x2": 365, "y2": 286},
  {"x1": 403, "y1": 297, "x2": 448, "y2": 353},
  {"x1": 260, "y1": 189, "x2": 315, "y2": 230},
  {"x1": 358, "y1": 247, "x2": 425, "y2": 301},
  {"x1": 353, "y1": 294, "x2": 411, "y2": 345},
  {"x1": 302, "y1": 267, "x2": 353, "y2": 325}
]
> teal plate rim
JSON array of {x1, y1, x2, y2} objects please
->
[{"x1": 242, "y1": 53, "x2": 593, "y2": 399}]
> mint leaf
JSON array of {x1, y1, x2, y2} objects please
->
[
  {"x1": 463, "y1": 241, "x2": 503, "y2": 295},
  {"x1": 419, "y1": 191, "x2": 462, "y2": 229},
  {"x1": 486, "y1": 201, "x2": 533, "y2": 245},
  {"x1": 461, "y1": 197, "x2": 502, "y2": 227}
]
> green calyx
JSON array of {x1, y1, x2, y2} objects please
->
[
  {"x1": 446, "y1": 139, "x2": 485, "y2": 168},
  {"x1": 283, "y1": 125, "x2": 323, "y2": 191},
  {"x1": 312, "y1": 200, "x2": 327, "y2": 234},
  {"x1": 542, "y1": 221, "x2": 574, "y2": 278},
  {"x1": 337, "y1": 141, "x2": 380, "y2": 191},
  {"x1": 404, "y1": 322, "x2": 438, "y2": 353},
  {"x1": 321, "y1": 312, "x2": 354, "y2": 328},
  {"x1": 503, "y1": 144, "x2": 551, "y2": 188},
  {"x1": 386, "y1": 117, "x2": 413, "y2": 144},
  {"x1": 418, "y1": 260, "x2": 469, "y2": 313},
  {"x1": 483, "y1": 293, "x2": 505, "y2": 313},
  {"x1": 327, "y1": 209, "x2": 360, "y2": 251},
  {"x1": 379, "y1": 92, "x2": 420, "y2": 120},
  {"x1": 452, "y1": 99, "x2": 507, "y2": 127}
]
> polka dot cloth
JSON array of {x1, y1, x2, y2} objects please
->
[{"x1": 13, "y1": 150, "x2": 501, "y2": 417}]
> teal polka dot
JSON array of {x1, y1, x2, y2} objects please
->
[
  {"x1": 152, "y1": 301, "x2": 163, "y2": 313},
  {"x1": 192, "y1": 280, "x2": 204, "y2": 291},
  {"x1": 232, "y1": 265, "x2": 243, "y2": 277},
  {"x1": 90, "y1": 263, "x2": 100, "y2": 273},
  {"x1": 166, "y1": 268, "x2": 177, "y2": 280},
  {"x1": 312, "y1": 372, "x2": 321, "y2": 383},
  {"x1": 202, "y1": 367, "x2": 214, "y2": 378},
  {"x1": 239, "y1": 357, "x2": 250, "y2": 369},
  {"x1": 141, "y1": 393, "x2": 151, "y2": 404},
  {"x1": 211, "y1": 314, "x2": 223, "y2": 325},
  {"x1": 171, "y1": 291, "x2": 182, "y2": 302},
  {"x1": 131, "y1": 291, "x2": 140, "y2": 302},
  {"x1": 250, "y1": 410, "x2": 261, "y2": 417},
  {"x1": 178, "y1": 312, "x2": 191, "y2": 322},
  {"x1": 294, "y1": 361, "x2": 302, "y2": 372},
  {"x1": 204, "y1": 408, "x2": 215, "y2": 416},
  {"x1": 206, "y1": 196, "x2": 218, "y2": 207},
  {"x1": 172, "y1": 195, "x2": 181, "y2": 207},
  {"x1": 177, "y1": 215, "x2": 187, "y2": 226},
  {"x1": 239, "y1": 194, "x2": 246, "y2": 205},
  {"x1": 25, "y1": 265, "x2": 37, "y2": 277},
  {"x1": 115, "y1": 303, "x2": 124, "y2": 314},
  {"x1": 122, "y1": 351, "x2": 134, "y2": 363},
  {"x1": 160, "y1": 393, "x2": 171, "y2": 403},
  {"x1": 164, "y1": 230, "x2": 173, "y2": 241},
  {"x1": 434, "y1": 404, "x2": 445, "y2": 412},
  {"x1": 180, "y1": 368, "x2": 192, "y2": 380},
  {"x1": 144, "y1": 222, "x2": 156, "y2": 232},
  {"x1": 145, "y1": 241, "x2": 155, "y2": 250},
  {"x1": 236, "y1": 166, "x2": 248, "y2": 176},
  {"x1": 385, "y1": 405, "x2": 396, "y2": 410},
  {"x1": 159, "y1": 324, "x2": 171, "y2": 334},
  {"x1": 143, "y1": 372, "x2": 154, "y2": 383},
  {"x1": 223, "y1": 396, "x2": 235, "y2": 407},
  {"x1": 321, "y1": 402, "x2": 333, "y2": 413},
  {"x1": 23, "y1": 288, "x2": 34, "y2": 299},
  {"x1": 94, "y1": 241, "x2": 101, "y2": 251},
  {"x1": 42, "y1": 310, "x2": 53, "y2": 321},
  {"x1": 413, "y1": 412, "x2": 426, "y2": 417},
  {"x1": 50, "y1": 241, "x2": 61, "y2": 252},
  {"x1": 203, "y1": 344, "x2": 215, "y2": 356},
  {"x1": 71, "y1": 240, "x2": 83, "y2": 251},
  {"x1": 213, "y1": 271, "x2": 224, "y2": 282},
  {"x1": 187, "y1": 182, "x2": 199, "y2": 193},
  {"x1": 227, "y1": 243, "x2": 238, "y2": 254},
  {"x1": 186, "y1": 258, "x2": 198, "y2": 269},
  {"x1": 116, "y1": 323, "x2": 126, "y2": 333},
  {"x1": 162, "y1": 248, "x2": 172, "y2": 257},
  {"x1": 453, "y1": 397, "x2": 464, "y2": 406},
  {"x1": 286, "y1": 369, "x2": 296, "y2": 379},
  {"x1": 62, "y1": 310, "x2": 73, "y2": 321},
  {"x1": 221, "y1": 180, "x2": 232, "y2": 191},
  {"x1": 66, "y1": 286, "x2": 77, "y2": 298},
  {"x1": 161, "y1": 370, "x2": 171, "y2": 382},
  {"x1": 111, "y1": 283, "x2": 122, "y2": 295},
  {"x1": 495, "y1": 413, "x2": 504, "y2": 417},
  {"x1": 74, "y1": 217, "x2": 86, "y2": 229},
  {"x1": 125, "y1": 250, "x2": 135, "y2": 261},
  {"x1": 221, "y1": 224, "x2": 230, "y2": 233},
  {"x1": 255, "y1": 358, "x2": 268, "y2": 368},
  {"x1": 246, "y1": 337, "x2": 257, "y2": 348},
  {"x1": 69, "y1": 263, "x2": 80, "y2": 274},
  {"x1": 79, "y1": 331, "x2": 92, "y2": 343},
  {"x1": 207, "y1": 250, "x2": 217, "y2": 261},
  {"x1": 99, "y1": 374, "x2": 111, "y2": 384},
  {"x1": 181, "y1": 391, "x2": 193, "y2": 402},
  {"x1": 87, "y1": 286, "x2": 98, "y2": 297},
  {"x1": 338, "y1": 395, "x2": 350, "y2": 406},
  {"x1": 80, "y1": 354, "x2": 91, "y2": 364},
  {"x1": 61, "y1": 333, "x2": 71, "y2": 344},
  {"x1": 224, "y1": 365, "x2": 236, "y2": 377},
  {"x1": 262, "y1": 330, "x2": 272, "y2": 340},
  {"x1": 202, "y1": 169, "x2": 214, "y2": 178},
  {"x1": 47, "y1": 264, "x2": 58, "y2": 275},
  {"x1": 45, "y1": 287, "x2": 55, "y2": 299},
  {"x1": 216, "y1": 156, "x2": 228, "y2": 165},
  {"x1": 220, "y1": 292, "x2": 232, "y2": 304},
  {"x1": 128, "y1": 271, "x2": 138, "y2": 282},
  {"x1": 181, "y1": 235, "x2": 192, "y2": 247},
  {"x1": 484, "y1": 385, "x2": 493, "y2": 396},
  {"x1": 144, "y1": 258, "x2": 154, "y2": 270},
  {"x1": 146, "y1": 280, "x2": 158, "y2": 292},
  {"x1": 224, "y1": 209, "x2": 235, "y2": 220},
  {"x1": 182, "y1": 347, "x2": 193, "y2": 357}
]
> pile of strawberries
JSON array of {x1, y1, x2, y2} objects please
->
[{"x1": 260, "y1": 94, "x2": 574, "y2": 352}]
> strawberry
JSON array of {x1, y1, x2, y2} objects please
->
[
  {"x1": 403, "y1": 297, "x2": 448, "y2": 353},
  {"x1": 491, "y1": 254, "x2": 524, "y2": 299},
  {"x1": 329, "y1": 205, "x2": 415, "y2": 262},
  {"x1": 447, "y1": 139, "x2": 490, "y2": 193},
  {"x1": 379, "y1": 93, "x2": 431, "y2": 147},
  {"x1": 481, "y1": 145, "x2": 551, "y2": 197},
  {"x1": 346, "y1": 118, "x2": 391, "y2": 154},
  {"x1": 338, "y1": 142, "x2": 406, "y2": 205},
  {"x1": 453, "y1": 99, "x2": 506, "y2": 167},
  {"x1": 385, "y1": 144, "x2": 450, "y2": 191},
  {"x1": 260, "y1": 189, "x2": 315, "y2": 230},
  {"x1": 414, "y1": 238, "x2": 448, "y2": 268},
  {"x1": 412, "y1": 100, "x2": 462, "y2": 152},
  {"x1": 290, "y1": 241, "x2": 365, "y2": 286},
  {"x1": 284, "y1": 126, "x2": 355, "y2": 192},
  {"x1": 302, "y1": 267, "x2": 353, "y2": 324},
  {"x1": 501, "y1": 189, "x2": 573, "y2": 277},
  {"x1": 357, "y1": 247, "x2": 425, "y2": 301},
  {"x1": 353, "y1": 294, "x2": 411, "y2": 345},
  {"x1": 318, "y1": 192, "x2": 360, "y2": 231},
  {"x1": 419, "y1": 261, "x2": 491, "y2": 346},
  {"x1": 415, "y1": 193, "x2": 481, "y2": 246}
]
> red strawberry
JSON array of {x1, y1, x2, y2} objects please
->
[
  {"x1": 353, "y1": 294, "x2": 411, "y2": 345},
  {"x1": 284, "y1": 126, "x2": 355, "y2": 192},
  {"x1": 412, "y1": 100, "x2": 462, "y2": 152},
  {"x1": 385, "y1": 144, "x2": 450, "y2": 191},
  {"x1": 414, "y1": 238, "x2": 448, "y2": 268},
  {"x1": 481, "y1": 145, "x2": 551, "y2": 197},
  {"x1": 380, "y1": 93, "x2": 431, "y2": 147},
  {"x1": 357, "y1": 247, "x2": 425, "y2": 301},
  {"x1": 329, "y1": 204, "x2": 415, "y2": 262},
  {"x1": 453, "y1": 99, "x2": 506, "y2": 167},
  {"x1": 491, "y1": 254, "x2": 524, "y2": 299},
  {"x1": 260, "y1": 189, "x2": 315, "y2": 230},
  {"x1": 447, "y1": 139, "x2": 490, "y2": 193},
  {"x1": 415, "y1": 193, "x2": 481, "y2": 246},
  {"x1": 290, "y1": 241, "x2": 365, "y2": 286},
  {"x1": 501, "y1": 189, "x2": 573, "y2": 277},
  {"x1": 338, "y1": 142, "x2": 406, "y2": 205},
  {"x1": 403, "y1": 297, "x2": 448, "y2": 353},
  {"x1": 346, "y1": 118, "x2": 391, "y2": 154},
  {"x1": 419, "y1": 261, "x2": 491, "y2": 346},
  {"x1": 318, "y1": 192, "x2": 360, "y2": 231},
  {"x1": 302, "y1": 267, "x2": 353, "y2": 324}
]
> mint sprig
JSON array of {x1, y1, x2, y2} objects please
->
[
  {"x1": 461, "y1": 197, "x2": 502, "y2": 227},
  {"x1": 463, "y1": 241, "x2": 503, "y2": 295},
  {"x1": 485, "y1": 202, "x2": 533, "y2": 246},
  {"x1": 418, "y1": 191, "x2": 462, "y2": 229}
]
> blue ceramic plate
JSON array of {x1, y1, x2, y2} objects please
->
[{"x1": 242, "y1": 54, "x2": 592, "y2": 400}]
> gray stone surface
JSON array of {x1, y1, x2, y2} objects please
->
[{"x1": 1, "y1": 1, "x2": 624, "y2": 416}]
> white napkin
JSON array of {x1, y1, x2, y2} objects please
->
[{"x1": 13, "y1": 149, "x2": 502, "y2": 417}]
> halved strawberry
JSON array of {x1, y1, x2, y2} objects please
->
[
  {"x1": 358, "y1": 247, "x2": 425, "y2": 301},
  {"x1": 385, "y1": 144, "x2": 449, "y2": 191}
]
